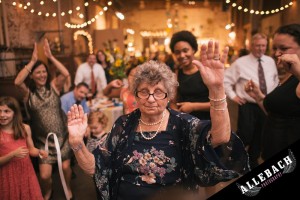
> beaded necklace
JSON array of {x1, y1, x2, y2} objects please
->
[
  {"x1": 138, "y1": 110, "x2": 166, "y2": 140},
  {"x1": 139, "y1": 110, "x2": 165, "y2": 126}
]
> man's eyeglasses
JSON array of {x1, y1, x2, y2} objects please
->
[{"x1": 135, "y1": 90, "x2": 168, "y2": 100}]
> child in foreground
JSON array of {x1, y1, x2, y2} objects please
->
[
  {"x1": 85, "y1": 111, "x2": 108, "y2": 153},
  {"x1": 0, "y1": 96, "x2": 48, "y2": 200}
]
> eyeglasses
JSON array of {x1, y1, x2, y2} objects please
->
[{"x1": 135, "y1": 90, "x2": 168, "y2": 100}]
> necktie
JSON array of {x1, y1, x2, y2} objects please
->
[
  {"x1": 75, "y1": 100, "x2": 81, "y2": 105},
  {"x1": 90, "y1": 68, "x2": 96, "y2": 95},
  {"x1": 258, "y1": 58, "x2": 267, "y2": 95}
]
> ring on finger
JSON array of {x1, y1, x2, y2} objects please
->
[{"x1": 213, "y1": 57, "x2": 220, "y2": 60}]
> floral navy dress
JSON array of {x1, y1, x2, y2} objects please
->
[{"x1": 93, "y1": 108, "x2": 249, "y2": 200}]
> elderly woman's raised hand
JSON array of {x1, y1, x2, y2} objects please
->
[
  {"x1": 43, "y1": 38, "x2": 53, "y2": 59},
  {"x1": 192, "y1": 41, "x2": 228, "y2": 89},
  {"x1": 67, "y1": 105, "x2": 88, "y2": 144}
]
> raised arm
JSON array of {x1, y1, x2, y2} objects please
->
[
  {"x1": 192, "y1": 41, "x2": 230, "y2": 147},
  {"x1": 44, "y1": 38, "x2": 69, "y2": 92},
  {"x1": 103, "y1": 79, "x2": 123, "y2": 98},
  {"x1": 68, "y1": 104, "x2": 95, "y2": 176},
  {"x1": 14, "y1": 42, "x2": 38, "y2": 99}
]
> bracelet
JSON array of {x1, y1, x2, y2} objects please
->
[
  {"x1": 210, "y1": 98, "x2": 226, "y2": 106},
  {"x1": 71, "y1": 143, "x2": 83, "y2": 152},
  {"x1": 24, "y1": 65, "x2": 31, "y2": 73},
  {"x1": 210, "y1": 104, "x2": 227, "y2": 111},
  {"x1": 208, "y1": 95, "x2": 226, "y2": 102}
]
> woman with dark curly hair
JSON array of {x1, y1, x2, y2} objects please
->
[{"x1": 170, "y1": 30, "x2": 211, "y2": 120}]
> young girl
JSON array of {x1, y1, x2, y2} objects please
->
[
  {"x1": 85, "y1": 111, "x2": 108, "y2": 153},
  {"x1": 0, "y1": 96, "x2": 48, "y2": 200}
]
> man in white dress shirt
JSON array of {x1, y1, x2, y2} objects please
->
[
  {"x1": 74, "y1": 54, "x2": 107, "y2": 97},
  {"x1": 224, "y1": 33, "x2": 279, "y2": 168}
]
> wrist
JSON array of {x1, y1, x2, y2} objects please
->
[
  {"x1": 24, "y1": 65, "x2": 31, "y2": 73},
  {"x1": 69, "y1": 138, "x2": 82, "y2": 145},
  {"x1": 29, "y1": 60, "x2": 36, "y2": 66},
  {"x1": 209, "y1": 91, "x2": 226, "y2": 100},
  {"x1": 48, "y1": 55, "x2": 54, "y2": 60},
  {"x1": 256, "y1": 95, "x2": 265, "y2": 103},
  {"x1": 71, "y1": 142, "x2": 83, "y2": 152}
]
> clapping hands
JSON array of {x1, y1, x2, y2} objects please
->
[{"x1": 43, "y1": 38, "x2": 53, "y2": 59}]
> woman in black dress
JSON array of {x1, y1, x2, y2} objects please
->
[
  {"x1": 245, "y1": 24, "x2": 300, "y2": 161},
  {"x1": 170, "y1": 30, "x2": 211, "y2": 120}
]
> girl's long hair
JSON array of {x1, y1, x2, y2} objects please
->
[{"x1": 0, "y1": 96, "x2": 26, "y2": 140}]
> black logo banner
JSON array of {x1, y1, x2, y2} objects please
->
[{"x1": 208, "y1": 139, "x2": 300, "y2": 199}]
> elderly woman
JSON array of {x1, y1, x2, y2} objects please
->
[
  {"x1": 68, "y1": 41, "x2": 249, "y2": 200},
  {"x1": 245, "y1": 24, "x2": 300, "y2": 162}
]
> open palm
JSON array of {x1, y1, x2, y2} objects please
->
[
  {"x1": 43, "y1": 38, "x2": 53, "y2": 59},
  {"x1": 192, "y1": 41, "x2": 228, "y2": 89},
  {"x1": 67, "y1": 105, "x2": 88, "y2": 143},
  {"x1": 31, "y1": 43, "x2": 38, "y2": 63}
]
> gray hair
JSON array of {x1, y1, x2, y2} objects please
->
[
  {"x1": 130, "y1": 60, "x2": 178, "y2": 100},
  {"x1": 251, "y1": 33, "x2": 267, "y2": 44}
]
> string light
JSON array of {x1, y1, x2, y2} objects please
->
[
  {"x1": 126, "y1": 29, "x2": 135, "y2": 35},
  {"x1": 12, "y1": 0, "x2": 89, "y2": 18},
  {"x1": 11, "y1": 0, "x2": 122, "y2": 29},
  {"x1": 74, "y1": 30, "x2": 93, "y2": 54},
  {"x1": 225, "y1": 23, "x2": 235, "y2": 30},
  {"x1": 226, "y1": 0, "x2": 294, "y2": 15},
  {"x1": 65, "y1": 1, "x2": 119, "y2": 29},
  {"x1": 140, "y1": 30, "x2": 168, "y2": 38},
  {"x1": 115, "y1": 12, "x2": 125, "y2": 20}
]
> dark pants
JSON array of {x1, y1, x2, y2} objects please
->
[{"x1": 237, "y1": 103, "x2": 266, "y2": 169}]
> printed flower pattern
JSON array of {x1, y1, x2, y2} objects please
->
[{"x1": 126, "y1": 147, "x2": 177, "y2": 184}]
